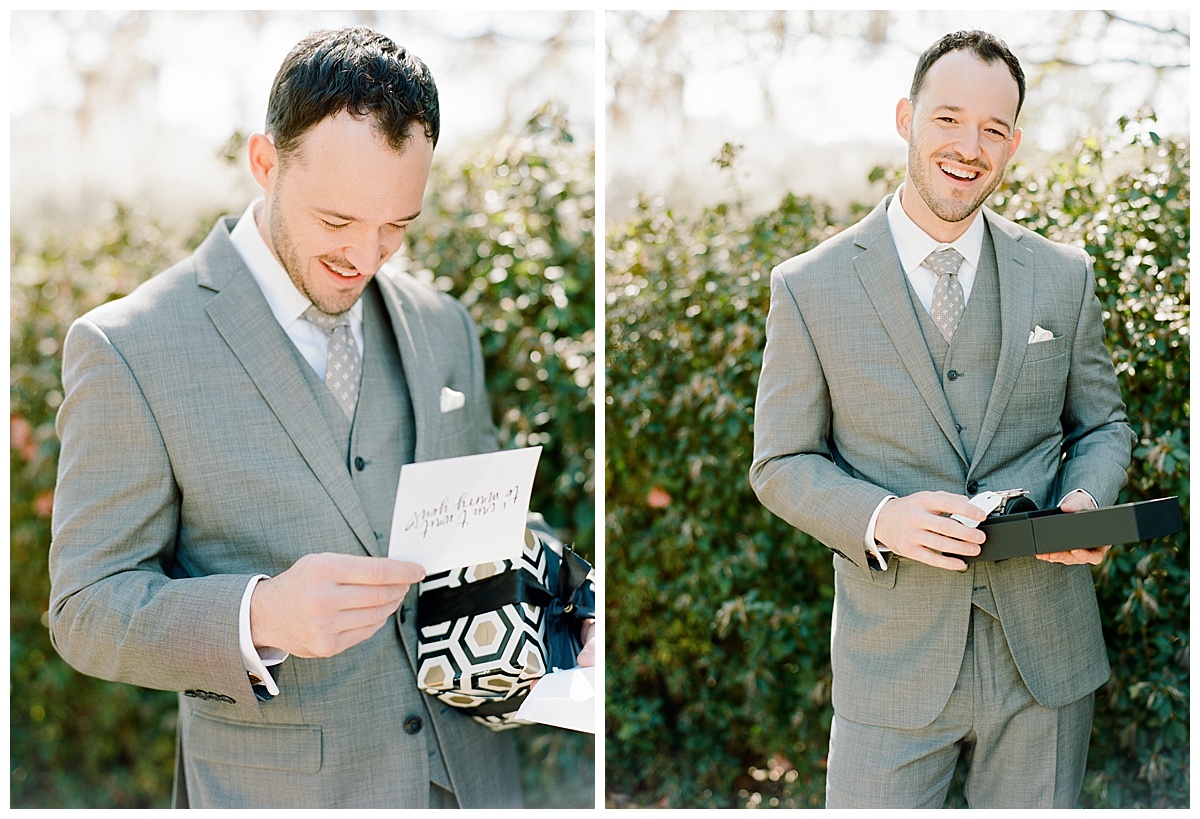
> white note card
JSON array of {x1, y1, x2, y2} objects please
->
[
  {"x1": 388, "y1": 447, "x2": 542, "y2": 574},
  {"x1": 513, "y1": 666, "x2": 596, "y2": 734}
]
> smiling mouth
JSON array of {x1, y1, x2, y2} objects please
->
[
  {"x1": 322, "y1": 259, "x2": 361, "y2": 279},
  {"x1": 939, "y1": 162, "x2": 983, "y2": 182}
]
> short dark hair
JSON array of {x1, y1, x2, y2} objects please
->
[
  {"x1": 910, "y1": 30, "x2": 1026, "y2": 121},
  {"x1": 265, "y1": 27, "x2": 440, "y2": 162}
]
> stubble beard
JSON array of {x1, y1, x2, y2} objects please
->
[
  {"x1": 907, "y1": 139, "x2": 1006, "y2": 225},
  {"x1": 268, "y1": 189, "x2": 359, "y2": 316}
]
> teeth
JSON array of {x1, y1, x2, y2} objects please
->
[
  {"x1": 941, "y1": 164, "x2": 979, "y2": 180},
  {"x1": 327, "y1": 262, "x2": 357, "y2": 278}
]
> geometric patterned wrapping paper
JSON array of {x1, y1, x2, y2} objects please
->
[{"x1": 416, "y1": 528, "x2": 553, "y2": 731}]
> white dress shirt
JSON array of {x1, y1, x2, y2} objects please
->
[{"x1": 885, "y1": 184, "x2": 985, "y2": 312}]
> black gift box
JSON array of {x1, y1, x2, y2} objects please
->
[
  {"x1": 966, "y1": 497, "x2": 1184, "y2": 563},
  {"x1": 415, "y1": 526, "x2": 595, "y2": 730}
]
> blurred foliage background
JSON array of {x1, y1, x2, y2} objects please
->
[
  {"x1": 10, "y1": 106, "x2": 595, "y2": 808},
  {"x1": 604, "y1": 113, "x2": 1188, "y2": 808}
]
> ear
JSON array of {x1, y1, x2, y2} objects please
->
[
  {"x1": 1007, "y1": 127, "x2": 1023, "y2": 161},
  {"x1": 247, "y1": 133, "x2": 279, "y2": 194},
  {"x1": 895, "y1": 98, "x2": 914, "y2": 142}
]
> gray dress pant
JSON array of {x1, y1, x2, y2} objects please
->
[{"x1": 825, "y1": 596, "x2": 1094, "y2": 808}]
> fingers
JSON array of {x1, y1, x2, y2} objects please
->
[
  {"x1": 933, "y1": 492, "x2": 989, "y2": 526},
  {"x1": 317, "y1": 580, "x2": 408, "y2": 617},
  {"x1": 1037, "y1": 545, "x2": 1110, "y2": 566},
  {"x1": 314, "y1": 553, "x2": 426, "y2": 586},
  {"x1": 576, "y1": 619, "x2": 596, "y2": 668},
  {"x1": 875, "y1": 492, "x2": 986, "y2": 571},
  {"x1": 895, "y1": 543, "x2": 972, "y2": 572},
  {"x1": 923, "y1": 512, "x2": 987, "y2": 548},
  {"x1": 251, "y1": 554, "x2": 426, "y2": 658},
  {"x1": 1039, "y1": 497, "x2": 1107, "y2": 564}
]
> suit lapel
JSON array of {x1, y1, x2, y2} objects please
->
[
  {"x1": 853, "y1": 201, "x2": 969, "y2": 466},
  {"x1": 970, "y1": 211, "x2": 1036, "y2": 473},
  {"x1": 372, "y1": 271, "x2": 437, "y2": 667},
  {"x1": 374, "y1": 272, "x2": 439, "y2": 461},
  {"x1": 196, "y1": 225, "x2": 378, "y2": 555}
]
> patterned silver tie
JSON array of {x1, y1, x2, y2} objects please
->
[
  {"x1": 303, "y1": 305, "x2": 360, "y2": 420},
  {"x1": 927, "y1": 248, "x2": 965, "y2": 343}
]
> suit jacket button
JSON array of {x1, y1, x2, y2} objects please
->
[
  {"x1": 354, "y1": 457, "x2": 366, "y2": 471},
  {"x1": 403, "y1": 715, "x2": 424, "y2": 735},
  {"x1": 947, "y1": 370, "x2": 960, "y2": 381},
  {"x1": 967, "y1": 480, "x2": 980, "y2": 494}
]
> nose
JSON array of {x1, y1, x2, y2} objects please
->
[
  {"x1": 343, "y1": 229, "x2": 392, "y2": 277},
  {"x1": 955, "y1": 128, "x2": 983, "y2": 161}
]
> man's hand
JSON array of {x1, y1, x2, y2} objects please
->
[
  {"x1": 250, "y1": 552, "x2": 425, "y2": 658},
  {"x1": 874, "y1": 491, "x2": 987, "y2": 571},
  {"x1": 1037, "y1": 492, "x2": 1110, "y2": 565},
  {"x1": 576, "y1": 619, "x2": 596, "y2": 668}
]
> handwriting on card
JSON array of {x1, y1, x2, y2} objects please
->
[
  {"x1": 388, "y1": 447, "x2": 542, "y2": 573},
  {"x1": 405, "y1": 486, "x2": 522, "y2": 538}
]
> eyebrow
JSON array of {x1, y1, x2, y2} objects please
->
[
  {"x1": 315, "y1": 207, "x2": 423, "y2": 224},
  {"x1": 933, "y1": 104, "x2": 1014, "y2": 132}
]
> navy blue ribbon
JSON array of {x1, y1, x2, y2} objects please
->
[{"x1": 417, "y1": 543, "x2": 594, "y2": 671}]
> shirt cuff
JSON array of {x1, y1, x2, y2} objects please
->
[
  {"x1": 240, "y1": 574, "x2": 288, "y2": 697},
  {"x1": 864, "y1": 495, "x2": 898, "y2": 570}
]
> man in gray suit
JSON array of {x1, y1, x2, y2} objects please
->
[
  {"x1": 49, "y1": 27, "x2": 588, "y2": 808},
  {"x1": 750, "y1": 31, "x2": 1133, "y2": 808}
]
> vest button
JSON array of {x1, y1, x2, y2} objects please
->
[
  {"x1": 947, "y1": 370, "x2": 960, "y2": 381},
  {"x1": 354, "y1": 457, "x2": 366, "y2": 471},
  {"x1": 403, "y1": 715, "x2": 424, "y2": 735},
  {"x1": 967, "y1": 480, "x2": 980, "y2": 494}
]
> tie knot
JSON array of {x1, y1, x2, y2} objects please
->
[
  {"x1": 303, "y1": 304, "x2": 350, "y2": 333},
  {"x1": 925, "y1": 248, "x2": 964, "y2": 278}
]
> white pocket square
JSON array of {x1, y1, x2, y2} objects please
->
[
  {"x1": 439, "y1": 386, "x2": 465, "y2": 413},
  {"x1": 1028, "y1": 325, "x2": 1057, "y2": 344}
]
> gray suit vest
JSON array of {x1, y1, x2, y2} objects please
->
[
  {"x1": 908, "y1": 228, "x2": 1002, "y2": 466},
  {"x1": 907, "y1": 229, "x2": 1003, "y2": 616}
]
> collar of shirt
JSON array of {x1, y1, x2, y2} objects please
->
[
  {"x1": 886, "y1": 185, "x2": 986, "y2": 313},
  {"x1": 228, "y1": 199, "x2": 364, "y2": 379}
]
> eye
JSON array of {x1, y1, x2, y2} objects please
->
[{"x1": 320, "y1": 219, "x2": 348, "y2": 230}]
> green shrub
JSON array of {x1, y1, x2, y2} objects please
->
[
  {"x1": 11, "y1": 208, "x2": 189, "y2": 808},
  {"x1": 604, "y1": 115, "x2": 1188, "y2": 808},
  {"x1": 9, "y1": 106, "x2": 595, "y2": 807}
]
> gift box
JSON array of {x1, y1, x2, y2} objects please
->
[
  {"x1": 967, "y1": 496, "x2": 1183, "y2": 563},
  {"x1": 416, "y1": 525, "x2": 594, "y2": 730}
]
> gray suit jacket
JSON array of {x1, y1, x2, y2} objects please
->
[
  {"x1": 750, "y1": 198, "x2": 1133, "y2": 729},
  {"x1": 49, "y1": 218, "x2": 522, "y2": 807}
]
